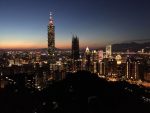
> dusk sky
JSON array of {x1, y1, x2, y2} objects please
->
[{"x1": 0, "y1": 0, "x2": 150, "y2": 49}]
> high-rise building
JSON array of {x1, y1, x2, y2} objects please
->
[
  {"x1": 48, "y1": 12, "x2": 55, "y2": 63},
  {"x1": 72, "y1": 35, "x2": 79, "y2": 60},
  {"x1": 85, "y1": 47, "x2": 91, "y2": 71},
  {"x1": 98, "y1": 50, "x2": 103, "y2": 62},
  {"x1": 106, "y1": 45, "x2": 112, "y2": 58},
  {"x1": 126, "y1": 57, "x2": 140, "y2": 80},
  {"x1": 91, "y1": 50, "x2": 97, "y2": 62},
  {"x1": 98, "y1": 61, "x2": 105, "y2": 75}
]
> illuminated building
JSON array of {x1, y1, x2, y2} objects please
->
[
  {"x1": 92, "y1": 62, "x2": 96, "y2": 73},
  {"x1": 91, "y1": 50, "x2": 97, "y2": 62},
  {"x1": 106, "y1": 45, "x2": 112, "y2": 58},
  {"x1": 85, "y1": 47, "x2": 91, "y2": 71},
  {"x1": 91, "y1": 50, "x2": 98, "y2": 73},
  {"x1": 98, "y1": 50, "x2": 103, "y2": 62},
  {"x1": 126, "y1": 57, "x2": 140, "y2": 80},
  {"x1": 48, "y1": 12, "x2": 55, "y2": 63},
  {"x1": 115, "y1": 54, "x2": 122, "y2": 65},
  {"x1": 98, "y1": 61, "x2": 105, "y2": 75},
  {"x1": 101, "y1": 58, "x2": 108, "y2": 75},
  {"x1": 126, "y1": 57, "x2": 132, "y2": 79},
  {"x1": 107, "y1": 58, "x2": 117, "y2": 76},
  {"x1": 36, "y1": 52, "x2": 41, "y2": 62},
  {"x1": 85, "y1": 47, "x2": 90, "y2": 54},
  {"x1": 97, "y1": 50, "x2": 104, "y2": 75},
  {"x1": 144, "y1": 58, "x2": 150, "y2": 81}
]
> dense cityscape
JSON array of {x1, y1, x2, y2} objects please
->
[
  {"x1": 1, "y1": 13, "x2": 150, "y2": 89},
  {"x1": 0, "y1": 0, "x2": 150, "y2": 113},
  {"x1": 0, "y1": 13, "x2": 150, "y2": 113}
]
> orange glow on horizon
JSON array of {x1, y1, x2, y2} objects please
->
[
  {"x1": 56, "y1": 43, "x2": 71, "y2": 49},
  {"x1": 0, "y1": 42, "x2": 46, "y2": 49},
  {"x1": 0, "y1": 43, "x2": 71, "y2": 49},
  {"x1": 0, "y1": 41, "x2": 104, "y2": 49},
  {"x1": 0, "y1": 44, "x2": 104, "y2": 49}
]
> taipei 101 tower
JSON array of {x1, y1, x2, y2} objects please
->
[{"x1": 48, "y1": 12, "x2": 55, "y2": 63}]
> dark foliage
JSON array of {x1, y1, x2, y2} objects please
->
[{"x1": 0, "y1": 71, "x2": 149, "y2": 113}]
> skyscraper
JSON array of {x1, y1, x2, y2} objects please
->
[
  {"x1": 48, "y1": 12, "x2": 55, "y2": 63},
  {"x1": 85, "y1": 47, "x2": 91, "y2": 71},
  {"x1": 72, "y1": 35, "x2": 79, "y2": 60},
  {"x1": 106, "y1": 45, "x2": 112, "y2": 58}
]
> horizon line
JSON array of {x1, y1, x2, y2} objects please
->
[{"x1": 0, "y1": 46, "x2": 105, "y2": 50}]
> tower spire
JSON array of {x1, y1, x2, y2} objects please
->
[
  {"x1": 50, "y1": 12, "x2": 52, "y2": 19},
  {"x1": 49, "y1": 12, "x2": 54, "y2": 25}
]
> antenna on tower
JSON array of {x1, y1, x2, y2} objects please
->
[
  {"x1": 49, "y1": 12, "x2": 54, "y2": 25},
  {"x1": 50, "y1": 12, "x2": 52, "y2": 19}
]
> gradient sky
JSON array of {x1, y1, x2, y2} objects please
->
[{"x1": 0, "y1": 0, "x2": 150, "y2": 49}]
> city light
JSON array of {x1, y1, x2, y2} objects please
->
[{"x1": 0, "y1": 1, "x2": 150, "y2": 113}]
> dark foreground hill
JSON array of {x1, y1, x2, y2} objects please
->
[{"x1": 0, "y1": 71, "x2": 149, "y2": 113}]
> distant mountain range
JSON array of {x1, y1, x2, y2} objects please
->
[{"x1": 112, "y1": 42, "x2": 150, "y2": 52}]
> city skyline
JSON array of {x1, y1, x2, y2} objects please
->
[{"x1": 0, "y1": 0, "x2": 150, "y2": 49}]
